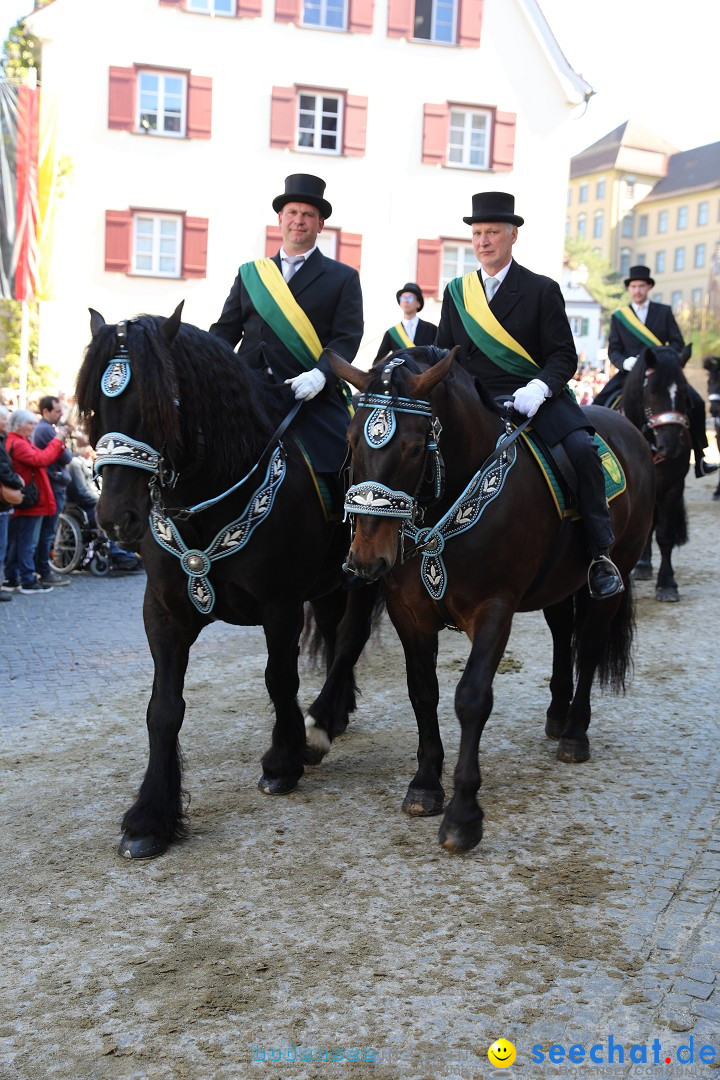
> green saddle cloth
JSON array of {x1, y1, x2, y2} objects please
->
[{"x1": 520, "y1": 430, "x2": 626, "y2": 519}]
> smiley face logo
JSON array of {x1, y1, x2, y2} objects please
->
[{"x1": 488, "y1": 1038, "x2": 517, "y2": 1068}]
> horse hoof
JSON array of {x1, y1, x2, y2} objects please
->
[
  {"x1": 402, "y1": 787, "x2": 445, "y2": 816},
  {"x1": 304, "y1": 745, "x2": 326, "y2": 766},
  {"x1": 118, "y1": 832, "x2": 167, "y2": 860},
  {"x1": 557, "y1": 737, "x2": 590, "y2": 763},
  {"x1": 545, "y1": 716, "x2": 564, "y2": 740},
  {"x1": 438, "y1": 817, "x2": 483, "y2": 853},
  {"x1": 632, "y1": 561, "x2": 653, "y2": 581},
  {"x1": 258, "y1": 774, "x2": 299, "y2": 796},
  {"x1": 656, "y1": 587, "x2": 679, "y2": 602}
]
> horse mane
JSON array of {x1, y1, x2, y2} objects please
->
[
  {"x1": 365, "y1": 345, "x2": 497, "y2": 414},
  {"x1": 622, "y1": 345, "x2": 689, "y2": 429},
  {"x1": 76, "y1": 315, "x2": 288, "y2": 481}
]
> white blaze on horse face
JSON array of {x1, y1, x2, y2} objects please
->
[{"x1": 669, "y1": 382, "x2": 677, "y2": 410}]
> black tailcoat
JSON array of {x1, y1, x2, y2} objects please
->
[
  {"x1": 608, "y1": 302, "x2": 684, "y2": 369},
  {"x1": 435, "y1": 260, "x2": 586, "y2": 445},
  {"x1": 373, "y1": 318, "x2": 438, "y2": 363},
  {"x1": 210, "y1": 249, "x2": 363, "y2": 472}
]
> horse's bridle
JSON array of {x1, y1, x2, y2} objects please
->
[{"x1": 640, "y1": 370, "x2": 690, "y2": 464}]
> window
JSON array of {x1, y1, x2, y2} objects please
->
[
  {"x1": 579, "y1": 184, "x2": 588, "y2": 204},
  {"x1": 695, "y1": 243, "x2": 706, "y2": 268},
  {"x1": 636, "y1": 253, "x2": 646, "y2": 267},
  {"x1": 671, "y1": 290, "x2": 683, "y2": 313},
  {"x1": 134, "y1": 214, "x2": 181, "y2": 276},
  {"x1": 620, "y1": 248, "x2": 631, "y2": 277},
  {"x1": 565, "y1": 218, "x2": 570, "y2": 237},
  {"x1": 593, "y1": 210, "x2": 603, "y2": 238},
  {"x1": 638, "y1": 214, "x2": 648, "y2": 237},
  {"x1": 698, "y1": 201, "x2": 709, "y2": 226},
  {"x1": 577, "y1": 213, "x2": 586, "y2": 240},
  {"x1": 138, "y1": 71, "x2": 186, "y2": 136},
  {"x1": 691, "y1": 288, "x2": 703, "y2": 308},
  {"x1": 297, "y1": 92, "x2": 343, "y2": 153},
  {"x1": 187, "y1": 0, "x2": 234, "y2": 12},
  {"x1": 674, "y1": 247, "x2": 685, "y2": 271},
  {"x1": 677, "y1": 205, "x2": 688, "y2": 230},
  {"x1": 625, "y1": 179, "x2": 635, "y2": 199},
  {"x1": 658, "y1": 210, "x2": 668, "y2": 234},
  {"x1": 303, "y1": 0, "x2": 347, "y2": 29},
  {"x1": 448, "y1": 108, "x2": 490, "y2": 168},
  {"x1": 413, "y1": 0, "x2": 456, "y2": 42},
  {"x1": 596, "y1": 179, "x2": 605, "y2": 199},
  {"x1": 569, "y1": 316, "x2": 590, "y2": 336},
  {"x1": 441, "y1": 242, "x2": 476, "y2": 288},
  {"x1": 621, "y1": 214, "x2": 633, "y2": 238},
  {"x1": 567, "y1": 188, "x2": 572, "y2": 206},
  {"x1": 655, "y1": 250, "x2": 665, "y2": 273}
]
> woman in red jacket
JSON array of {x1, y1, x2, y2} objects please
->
[{"x1": 5, "y1": 409, "x2": 66, "y2": 594}]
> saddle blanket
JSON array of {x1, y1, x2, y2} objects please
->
[{"x1": 520, "y1": 430, "x2": 626, "y2": 519}]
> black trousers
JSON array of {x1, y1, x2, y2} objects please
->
[{"x1": 561, "y1": 428, "x2": 614, "y2": 556}]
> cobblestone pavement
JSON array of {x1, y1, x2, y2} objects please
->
[{"x1": 1, "y1": 483, "x2": 719, "y2": 1079}]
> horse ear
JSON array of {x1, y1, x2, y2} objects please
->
[
  {"x1": 326, "y1": 349, "x2": 371, "y2": 393},
  {"x1": 89, "y1": 308, "x2": 105, "y2": 337},
  {"x1": 407, "y1": 346, "x2": 459, "y2": 397},
  {"x1": 161, "y1": 301, "x2": 185, "y2": 344}
]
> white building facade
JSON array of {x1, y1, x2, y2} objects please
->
[{"x1": 26, "y1": 0, "x2": 591, "y2": 385}]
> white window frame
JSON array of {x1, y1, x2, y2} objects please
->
[
  {"x1": 316, "y1": 229, "x2": 337, "y2": 258},
  {"x1": 302, "y1": 0, "x2": 347, "y2": 29},
  {"x1": 698, "y1": 201, "x2": 709, "y2": 226},
  {"x1": 671, "y1": 290, "x2": 683, "y2": 313},
  {"x1": 413, "y1": 0, "x2": 457, "y2": 44},
  {"x1": 674, "y1": 247, "x2": 685, "y2": 271},
  {"x1": 441, "y1": 242, "x2": 477, "y2": 290},
  {"x1": 593, "y1": 210, "x2": 603, "y2": 238},
  {"x1": 677, "y1": 206, "x2": 688, "y2": 230},
  {"x1": 186, "y1": 0, "x2": 234, "y2": 13},
  {"x1": 691, "y1": 288, "x2": 703, "y2": 308},
  {"x1": 620, "y1": 248, "x2": 631, "y2": 277},
  {"x1": 638, "y1": 214, "x2": 648, "y2": 237},
  {"x1": 578, "y1": 184, "x2": 588, "y2": 204},
  {"x1": 655, "y1": 250, "x2": 666, "y2": 273},
  {"x1": 596, "y1": 180, "x2": 605, "y2": 199},
  {"x1": 577, "y1": 213, "x2": 586, "y2": 240},
  {"x1": 296, "y1": 91, "x2": 343, "y2": 155},
  {"x1": 694, "y1": 243, "x2": 706, "y2": 269},
  {"x1": 447, "y1": 108, "x2": 491, "y2": 170},
  {"x1": 132, "y1": 213, "x2": 182, "y2": 278},
  {"x1": 658, "y1": 210, "x2": 668, "y2": 234},
  {"x1": 137, "y1": 70, "x2": 187, "y2": 138}
]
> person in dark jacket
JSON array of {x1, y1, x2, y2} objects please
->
[
  {"x1": 435, "y1": 190, "x2": 623, "y2": 599},
  {"x1": 33, "y1": 395, "x2": 73, "y2": 586},
  {"x1": 0, "y1": 405, "x2": 24, "y2": 601},
  {"x1": 373, "y1": 282, "x2": 437, "y2": 363}
]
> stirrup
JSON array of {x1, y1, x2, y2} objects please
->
[{"x1": 587, "y1": 555, "x2": 625, "y2": 600}]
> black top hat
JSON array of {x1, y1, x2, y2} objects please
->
[
  {"x1": 463, "y1": 191, "x2": 524, "y2": 226},
  {"x1": 272, "y1": 173, "x2": 332, "y2": 219},
  {"x1": 624, "y1": 264, "x2": 655, "y2": 288},
  {"x1": 396, "y1": 282, "x2": 424, "y2": 311}
]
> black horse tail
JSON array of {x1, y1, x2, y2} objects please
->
[
  {"x1": 301, "y1": 583, "x2": 387, "y2": 667},
  {"x1": 595, "y1": 579, "x2": 636, "y2": 693}
]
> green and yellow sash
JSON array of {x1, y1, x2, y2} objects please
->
[
  {"x1": 388, "y1": 323, "x2": 414, "y2": 350},
  {"x1": 240, "y1": 257, "x2": 353, "y2": 415},
  {"x1": 447, "y1": 271, "x2": 540, "y2": 380},
  {"x1": 614, "y1": 306, "x2": 663, "y2": 348}
]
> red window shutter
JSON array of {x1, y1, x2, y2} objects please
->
[
  {"x1": 105, "y1": 210, "x2": 133, "y2": 273},
  {"x1": 343, "y1": 95, "x2": 368, "y2": 157},
  {"x1": 108, "y1": 67, "x2": 135, "y2": 132},
  {"x1": 416, "y1": 239, "x2": 442, "y2": 299},
  {"x1": 265, "y1": 226, "x2": 284, "y2": 255},
  {"x1": 275, "y1": 0, "x2": 300, "y2": 22},
  {"x1": 457, "y1": 0, "x2": 483, "y2": 47},
  {"x1": 387, "y1": 0, "x2": 413, "y2": 37},
  {"x1": 186, "y1": 76, "x2": 212, "y2": 139},
  {"x1": 270, "y1": 86, "x2": 296, "y2": 149},
  {"x1": 182, "y1": 217, "x2": 209, "y2": 278},
  {"x1": 422, "y1": 103, "x2": 449, "y2": 165},
  {"x1": 337, "y1": 232, "x2": 362, "y2": 271},
  {"x1": 492, "y1": 110, "x2": 516, "y2": 172},
  {"x1": 348, "y1": 0, "x2": 374, "y2": 33},
  {"x1": 237, "y1": 0, "x2": 262, "y2": 14}
]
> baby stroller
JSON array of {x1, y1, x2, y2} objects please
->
[{"x1": 51, "y1": 501, "x2": 142, "y2": 577}]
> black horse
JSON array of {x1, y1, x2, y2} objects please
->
[
  {"x1": 325, "y1": 347, "x2": 655, "y2": 854},
  {"x1": 75, "y1": 305, "x2": 379, "y2": 859},
  {"x1": 703, "y1": 355, "x2": 720, "y2": 500},
  {"x1": 622, "y1": 346, "x2": 691, "y2": 601}
]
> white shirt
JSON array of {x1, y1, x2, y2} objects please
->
[
  {"x1": 401, "y1": 315, "x2": 419, "y2": 341},
  {"x1": 280, "y1": 244, "x2": 318, "y2": 281},
  {"x1": 632, "y1": 301, "x2": 649, "y2": 325},
  {"x1": 480, "y1": 260, "x2": 513, "y2": 289}
]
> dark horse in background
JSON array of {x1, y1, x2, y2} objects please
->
[
  {"x1": 325, "y1": 347, "x2": 655, "y2": 854},
  {"x1": 75, "y1": 305, "x2": 379, "y2": 859},
  {"x1": 703, "y1": 355, "x2": 720, "y2": 500},
  {"x1": 621, "y1": 346, "x2": 692, "y2": 602}
]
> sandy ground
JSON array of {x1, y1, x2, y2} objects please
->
[{"x1": 2, "y1": 477, "x2": 719, "y2": 1080}]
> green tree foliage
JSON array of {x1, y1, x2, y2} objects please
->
[
  {"x1": 1, "y1": 19, "x2": 41, "y2": 81},
  {"x1": 0, "y1": 301, "x2": 58, "y2": 396},
  {"x1": 564, "y1": 239, "x2": 625, "y2": 335}
]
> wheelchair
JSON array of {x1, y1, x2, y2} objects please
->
[{"x1": 51, "y1": 501, "x2": 142, "y2": 577}]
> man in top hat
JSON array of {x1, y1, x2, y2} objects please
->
[
  {"x1": 597, "y1": 265, "x2": 716, "y2": 477},
  {"x1": 435, "y1": 190, "x2": 624, "y2": 599},
  {"x1": 209, "y1": 173, "x2": 363, "y2": 477},
  {"x1": 373, "y1": 282, "x2": 437, "y2": 363}
]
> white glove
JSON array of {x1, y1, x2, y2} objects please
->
[
  {"x1": 285, "y1": 369, "x2": 326, "y2": 401},
  {"x1": 623, "y1": 356, "x2": 638, "y2": 372},
  {"x1": 511, "y1": 379, "x2": 550, "y2": 418}
]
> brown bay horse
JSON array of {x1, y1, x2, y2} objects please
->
[{"x1": 326, "y1": 347, "x2": 656, "y2": 854}]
